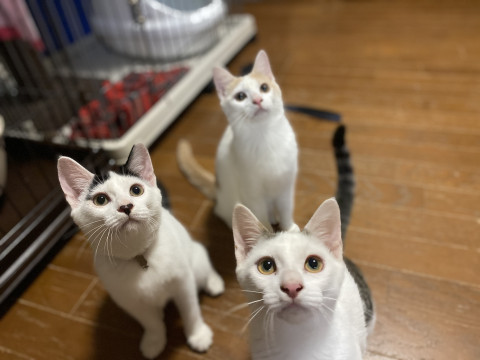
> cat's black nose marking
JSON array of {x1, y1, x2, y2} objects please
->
[{"x1": 119, "y1": 203, "x2": 134, "y2": 215}]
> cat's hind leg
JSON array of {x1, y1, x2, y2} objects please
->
[
  {"x1": 192, "y1": 242, "x2": 224, "y2": 297},
  {"x1": 172, "y1": 274, "x2": 214, "y2": 352}
]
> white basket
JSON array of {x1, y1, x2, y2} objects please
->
[{"x1": 90, "y1": 0, "x2": 227, "y2": 60}]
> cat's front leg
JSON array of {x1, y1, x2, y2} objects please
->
[
  {"x1": 120, "y1": 300, "x2": 167, "y2": 359},
  {"x1": 172, "y1": 274, "x2": 213, "y2": 352},
  {"x1": 273, "y1": 186, "x2": 295, "y2": 231},
  {"x1": 244, "y1": 199, "x2": 272, "y2": 231}
]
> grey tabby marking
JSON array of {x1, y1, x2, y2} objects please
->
[
  {"x1": 333, "y1": 125, "x2": 374, "y2": 327},
  {"x1": 333, "y1": 125, "x2": 355, "y2": 241}
]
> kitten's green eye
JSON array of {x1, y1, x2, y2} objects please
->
[
  {"x1": 235, "y1": 92, "x2": 247, "y2": 101},
  {"x1": 93, "y1": 193, "x2": 109, "y2": 206},
  {"x1": 305, "y1": 256, "x2": 323, "y2": 273},
  {"x1": 257, "y1": 257, "x2": 276, "y2": 275},
  {"x1": 260, "y1": 83, "x2": 269, "y2": 93},
  {"x1": 130, "y1": 184, "x2": 144, "y2": 196}
]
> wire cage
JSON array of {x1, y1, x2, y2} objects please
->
[{"x1": 0, "y1": 0, "x2": 256, "y2": 311}]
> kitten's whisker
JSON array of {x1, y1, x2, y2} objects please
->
[
  {"x1": 227, "y1": 298, "x2": 264, "y2": 314},
  {"x1": 87, "y1": 225, "x2": 106, "y2": 247},
  {"x1": 84, "y1": 223, "x2": 107, "y2": 243},
  {"x1": 264, "y1": 307, "x2": 276, "y2": 352},
  {"x1": 107, "y1": 229, "x2": 117, "y2": 266},
  {"x1": 75, "y1": 233, "x2": 93, "y2": 260},
  {"x1": 93, "y1": 226, "x2": 109, "y2": 261},
  {"x1": 80, "y1": 219, "x2": 104, "y2": 228},
  {"x1": 93, "y1": 228, "x2": 103, "y2": 262},
  {"x1": 241, "y1": 289, "x2": 264, "y2": 294},
  {"x1": 104, "y1": 228, "x2": 112, "y2": 264},
  {"x1": 83, "y1": 223, "x2": 104, "y2": 236},
  {"x1": 321, "y1": 302, "x2": 335, "y2": 314},
  {"x1": 100, "y1": 227, "x2": 110, "y2": 259},
  {"x1": 242, "y1": 305, "x2": 265, "y2": 333}
]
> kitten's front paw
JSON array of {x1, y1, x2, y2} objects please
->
[
  {"x1": 206, "y1": 272, "x2": 225, "y2": 297},
  {"x1": 140, "y1": 330, "x2": 166, "y2": 359},
  {"x1": 187, "y1": 323, "x2": 213, "y2": 353}
]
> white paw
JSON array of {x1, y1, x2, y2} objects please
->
[
  {"x1": 140, "y1": 330, "x2": 166, "y2": 359},
  {"x1": 206, "y1": 272, "x2": 225, "y2": 297},
  {"x1": 187, "y1": 323, "x2": 213, "y2": 353},
  {"x1": 287, "y1": 223, "x2": 300, "y2": 232}
]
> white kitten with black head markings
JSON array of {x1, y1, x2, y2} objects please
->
[
  {"x1": 57, "y1": 144, "x2": 224, "y2": 359},
  {"x1": 232, "y1": 198, "x2": 374, "y2": 360},
  {"x1": 177, "y1": 50, "x2": 298, "y2": 231}
]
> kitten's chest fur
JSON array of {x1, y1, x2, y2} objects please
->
[
  {"x1": 229, "y1": 116, "x2": 297, "y2": 175},
  {"x1": 93, "y1": 209, "x2": 192, "y2": 304},
  {"x1": 250, "y1": 314, "x2": 361, "y2": 360}
]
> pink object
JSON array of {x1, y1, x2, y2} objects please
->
[
  {"x1": 0, "y1": 0, "x2": 44, "y2": 51},
  {"x1": 280, "y1": 283, "x2": 304, "y2": 299}
]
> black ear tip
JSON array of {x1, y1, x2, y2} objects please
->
[{"x1": 124, "y1": 143, "x2": 144, "y2": 167}]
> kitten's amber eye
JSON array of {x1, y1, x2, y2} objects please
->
[
  {"x1": 305, "y1": 256, "x2": 323, "y2": 273},
  {"x1": 130, "y1": 184, "x2": 144, "y2": 196},
  {"x1": 93, "y1": 193, "x2": 109, "y2": 206},
  {"x1": 257, "y1": 257, "x2": 276, "y2": 275},
  {"x1": 235, "y1": 92, "x2": 247, "y2": 101},
  {"x1": 260, "y1": 83, "x2": 269, "y2": 93}
]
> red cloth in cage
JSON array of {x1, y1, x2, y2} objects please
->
[{"x1": 71, "y1": 67, "x2": 188, "y2": 140}]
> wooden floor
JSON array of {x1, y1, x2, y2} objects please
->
[{"x1": 1, "y1": 0, "x2": 479, "y2": 359}]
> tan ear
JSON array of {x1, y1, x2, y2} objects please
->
[
  {"x1": 232, "y1": 204, "x2": 269, "y2": 264},
  {"x1": 57, "y1": 156, "x2": 94, "y2": 208},
  {"x1": 124, "y1": 144, "x2": 156, "y2": 187},
  {"x1": 213, "y1": 66, "x2": 236, "y2": 100},
  {"x1": 304, "y1": 198, "x2": 343, "y2": 259},
  {"x1": 252, "y1": 50, "x2": 275, "y2": 80}
]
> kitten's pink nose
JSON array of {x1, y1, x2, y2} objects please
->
[
  {"x1": 280, "y1": 283, "x2": 303, "y2": 299},
  {"x1": 252, "y1": 96, "x2": 263, "y2": 106},
  {"x1": 118, "y1": 203, "x2": 134, "y2": 215}
]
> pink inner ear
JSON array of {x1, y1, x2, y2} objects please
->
[
  {"x1": 213, "y1": 67, "x2": 235, "y2": 99},
  {"x1": 232, "y1": 204, "x2": 268, "y2": 264},
  {"x1": 252, "y1": 50, "x2": 275, "y2": 80},
  {"x1": 57, "y1": 157, "x2": 94, "y2": 208},
  {"x1": 304, "y1": 198, "x2": 343, "y2": 259}
]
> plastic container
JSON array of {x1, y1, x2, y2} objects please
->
[{"x1": 90, "y1": 0, "x2": 227, "y2": 60}]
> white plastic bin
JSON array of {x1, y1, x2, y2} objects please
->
[{"x1": 90, "y1": 0, "x2": 227, "y2": 60}]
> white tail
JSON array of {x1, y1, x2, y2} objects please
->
[{"x1": 176, "y1": 139, "x2": 216, "y2": 200}]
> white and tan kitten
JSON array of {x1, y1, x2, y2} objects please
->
[
  {"x1": 232, "y1": 198, "x2": 374, "y2": 360},
  {"x1": 177, "y1": 50, "x2": 298, "y2": 231},
  {"x1": 57, "y1": 144, "x2": 224, "y2": 359}
]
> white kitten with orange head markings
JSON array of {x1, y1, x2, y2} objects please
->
[{"x1": 178, "y1": 50, "x2": 298, "y2": 231}]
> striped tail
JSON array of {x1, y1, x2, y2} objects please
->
[
  {"x1": 176, "y1": 139, "x2": 216, "y2": 200},
  {"x1": 332, "y1": 125, "x2": 355, "y2": 242}
]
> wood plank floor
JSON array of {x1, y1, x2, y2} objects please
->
[{"x1": 1, "y1": 0, "x2": 479, "y2": 359}]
